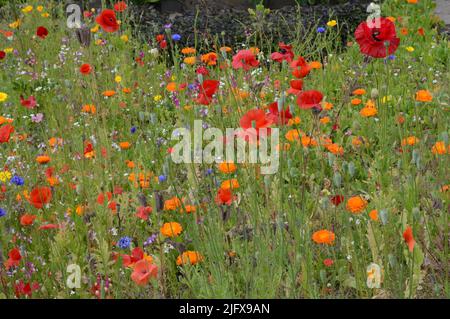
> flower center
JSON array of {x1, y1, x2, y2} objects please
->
[{"x1": 371, "y1": 30, "x2": 382, "y2": 41}]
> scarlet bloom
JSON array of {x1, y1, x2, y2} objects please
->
[
  {"x1": 0, "y1": 51, "x2": 5, "y2": 60},
  {"x1": 20, "y1": 95, "x2": 37, "y2": 109},
  {"x1": 215, "y1": 188, "x2": 233, "y2": 205},
  {"x1": 330, "y1": 195, "x2": 344, "y2": 206},
  {"x1": 28, "y1": 186, "x2": 52, "y2": 209},
  {"x1": 196, "y1": 80, "x2": 219, "y2": 105},
  {"x1": 267, "y1": 102, "x2": 292, "y2": 125},
  {"x1": 232, "y1": 49, "x2": 259, "y2": 71},
  {"x1": 135, "y1": 206, "x2": 152, "y2": 220},
  {"x1": 271, "y1": 42, "x2": 294, "y2": 63},
  {"x1": 114, "y1": 1, "x2": 128, "y2": 12},
  {"x1": 403, "y1": 226, "x2": 415, "y2": 252},
  {"x1": 130, "y1": 260, "x2": 158, "y2": 286},
  {"x1": 5, "y1": 248, "x2": 21, "y2": 269},
  {"x1": 239, "y1": 109, "x2": 273, "y2": 131},
  {"x1": 20, "y1": 214, "x2": 37, "y2": 226},
  {"x1": 95, "y1": 9, "x2": 119, "y2": 33},
  {"x1": 355, "y1": 17, "x2": 400, "y2": 58},
  {"x1": 287, "y1": 79, "x2": 303, "y2": 95},
  {"x1": 0, "y1": 124, "x2": 14, "y2": 143},
  {"x1": 122, "y1": 247, "x2": 145, "y2": 267},
  {"x1": 290, "y1": 56, "x2": 311, "y2": 78},
  {"x1": 80, "y1": 63, "x2": 92, "y2": 75},
  {"x1": 297, "y1": 90, "x2": 323, "y2": 110},
  {"x1": 36, "y1": 26, "x2": 49, "y2": 39}
]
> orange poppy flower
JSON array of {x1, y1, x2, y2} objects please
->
[
  {"x1": 309, "y1": 61, "x2": 322, "y2": 69},
  {"x1": 28, "y1": 186, "x2": 52, "y2": 209},
  {"x1": 369, "y1": 210, "x2": 379, "y2": 221},
  {"x1": 20, "y1": 214, "x2": 37, "y2": 226},
  {"x1": 176, "y1": 251, "x2": 204, "y2": 266},
  {"x1": 346, "y1": 196, "x2": 368, "y2": 214},
  {"x1": 160, "y1": 222, "x2": 183, "y2": 238},
  {"x1": 82, "y1": 104, "x2": 96, "y2": 114},
  {"x1": 312, "y1": 230, "x2": 335, "y2": 245},
  {"x1": 166, "y1": 82, "x2": 177, "y2": 92}
]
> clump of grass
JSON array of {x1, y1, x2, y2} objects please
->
[{"x1": 0, "y1": 0, "x2": 448, "y2": 299}]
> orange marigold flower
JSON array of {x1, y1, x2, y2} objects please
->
[
  {"x1": 183, "y1": 205, "x2": 196, "y2": 213},
  {"x1": 119, "y1": 141, "x2": 131, "y2": 150},
  {"x1": 82, "y1": 104, "x2": 96, "y2": 114},
  {"x1": 102, "y1": 90, "x2": 116, "y2": 97},
  {"x1": 176, "y1": 250, "x2": 204, "y2": 266},
  {"x1": 312, "y1": 230, "x2": 335, "y2": 245},
  {"x1": 201, "y1": 52, "x2": 217, "y2": 66},
  {"x1": 431, "y1": 141, "x2": 448, "y2": 155},
  {"x1": 36, "y1": 155, "x2": 51, "y2": 164},
  {"x1": 183, "y1": 56, "x2": 196, "y2": 65},
  {"x1": 369, "y1": 209, "x2": 379, "y2": 221},
  {"x1": 301, "y1": 135, "x2": 317, "y2": 148},
  {"x1": 218, "y1": 162, "x2": 237, "y2": 174},
  {"x1": 220, "y1": 178, "x2": 239, "y2": 190},
  {"x1": 309, "y1": 61, "x2": 322, "y2": 69},
  {"x1": 351, "y1": 98, "x2": 362, "y2": 105},
  {"x1": 160, "y1": 222, "x2": 183, "y2": 238},
  {"x1": 181, "y1": 47, "x2": 196, "y2": 55},
  {"x1": 360, "y1": 105, "x2": 378, "y2": 117},
  {"x1": 346, "y1": 196, "x2": 368, "y2": 214},
  {"x1": 401, "y1": 136, "x2": 419, "y2": 146},
  {"x1": 166, "y1": 82, "x2": 177, "y2": 92},
  {"x1": 323, "y1": 102, "x2": 333, "y2": 110},
  {"x1": 164, "y1": 196, "x2": 182, "y2": 211},
  {"x1": 326, "y1": 143, "x2": 344, "y2": 155},
  {"x1": 220, "y1": 46, "x2": 232, "y2": 53},
  {"x1": 352, "y1": 88, "x2": 366, "y2": 95},
  {"x1": 415, "y1": 90, "x2": 432, "y2": 102}
]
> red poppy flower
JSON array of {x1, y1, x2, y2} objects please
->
[
  {"x1": 403, "y1": 226, "x2": 416, "y2": 252},
  {"x1": 135, "y1": 206, "x2": 152, "y2": 221},
  {"x1": 287, "y1": 79, "x2": 303, "y2": 95},
  {"x1": 28, "y1": 186, "x2": 52, "y2": 209},
  {"x1": 39, "y1": 223, "x2": 59, "y2": 230},
  {"x1": 196, "y1": 79, "x2": 219, "y2": 105},
  {"x1": 114, "y1": 1, "x2": 128, "y2": 12},
  {"x1": 323, "y1": 258, "x2": 334, "y2": 267},
  {"x1": 131, "y1": 260, "x2": 158, "y2": 286},
  {"x1": 95, "y1": 9, "x2": 119, "y2": 33},
  {"x1": 20, "y1": 95, "x2": 37, "y2": 109},
  {"x1": 97, "y1": 192, "x2": 113, "y2": 205},
  {"x1": 122, "y1": 247, "x2": 144, "y2": 267},
  {"x1": 215, "y1": 188, "x2": 233, "y2": 206},
  {"x1": 156, "y1": 34, "x2": 165, "y2": 43},
  {"x1": 232, "y1": 50, "x2": 259, "y2": 71},
  {"x1": 355, "y1": 17, "x2": 400, "y2": 58},
  {"x1": 267, "y1": 102, "x2": 292, "y2": 125},
  {"x1": 271, "y1": 42, "x2": 294, "y2": 63},
  {"x1": 330, "y1": 195, "x2": 344, "y2": 206},
  {"x1": 290, "y1": 56, "x2": 311, "y2": 78},
  {"x1": 0, "y1": 51, "x2": 5, "y2": 60},
  {"x1": 297, "y1": 90, "x2": 323, "y2": 110},
  {"x1": 36, "y1": 26, "x2": 49, "y2": 39},
  {"x1": 0, "y1": 124, "x2": 14, "y2": 143},
  {"x1": 20, "y1": 214, "x2": 37, "y2": 226},
  {"x1": 159, "y1": 40, "x2": 167, "y2": 49},
  {"x1": 79, "y1": 63, "x2": 92, "y2": 75},
  {"x1": 5, "y1": 248, "x2": 21, "y2": 269},
  {"x1": 14, "y1": 281, "x2": 39, "y2": 298},
  {"x1": 196, "y1": 66, "x2": 209, "y2": 76}
]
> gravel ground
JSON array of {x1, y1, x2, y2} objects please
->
[{"x1": 130, "y1": 0, "x2": 371, "y2": 47}]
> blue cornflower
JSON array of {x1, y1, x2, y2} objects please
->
[
  {"x1": 0, "y1": 208, "x2": 6, "y2": 218},
  {"x1": 388, "y1": 55, "x2": 396, "y2": 60},
  {"x1": 10, "y1": 175, "x2": 25, "y2": 186},
  {"x1": 130, "y1": 126, "x2": 137, "y2": 134},
  {"x1": 117, "y1": 236, "x2": 132, "y2": 249},
  {"x1": 206, "y1": 168, "x2": 214, "y2": 176},
  {"x1": 317, "y1": 27, "x2": 326, "y2": 33},
  {"x1": 158, "y1": 175, "x2": 167, "y2": 183},
  {"x1": 172, "y1": 34, "x2": 181, "y2": 41}
]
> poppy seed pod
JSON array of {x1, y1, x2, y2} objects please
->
[{"x1": 75, "y1": 25, "x2": 91, "y2": 47}]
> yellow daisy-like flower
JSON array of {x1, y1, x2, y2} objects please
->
[
  {"x1": 327, "y1": 20, "x2": 337, "y2": 27},
  {"x1": 4, "y1": 48, "x2": 14, "y2": 53},
  {"x1": 91, "y1": 25, "x2": 99, "y2": 33},
  {"x1": 9, "y1": 20, "x2": 21, "y2": 29},
  {"x1": 0, "y1": 92, "x2": 8, "y2": 102},
  {"x1": 153, "y1": 95, "x2": 162, "y2": 102},
  {"x1": 22, "y1": 5, "x2": 33, "y2": 13},
  {"x1": 41, "y1": 13, "x2": 50, "y2": 18},
  {"x1": 120, "y1": 34, "x2": 129, "y2": 42},
  {"x1": 115, "y1": 75, "x2": 122, "y2": 83},
  {"x1": 37, "y1": 5, "x2": 44, "y2": 12},
  {"x1": 0, "y1": 171, "x2": 12, "y2": 183},
  {"x1": 406, "y1": 46, "x2": 415, "y2": 52}
]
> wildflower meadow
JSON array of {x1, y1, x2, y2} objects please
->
[{"x1": 0, "y1": 0, "x2": 448, "y2": 300}]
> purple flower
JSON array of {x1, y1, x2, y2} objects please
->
[{"x1": 31, "y1": 113, "x2": 44, "y2": 123}]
